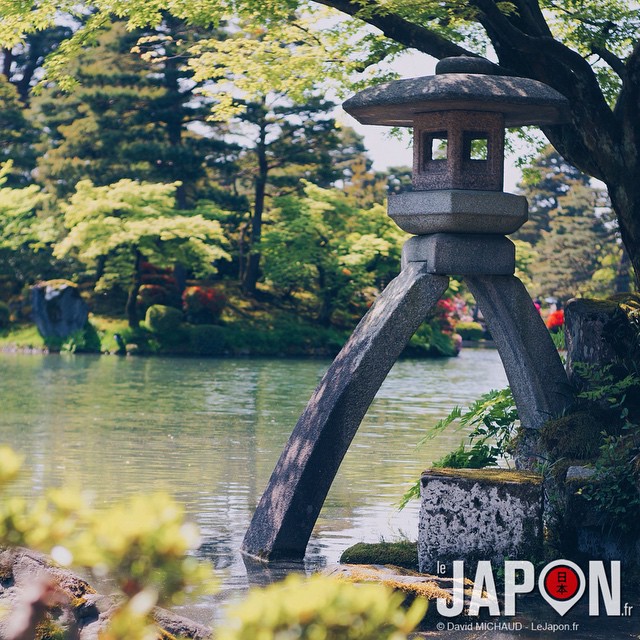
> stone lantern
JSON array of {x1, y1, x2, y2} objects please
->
[{"x1": 242, "y1": 58, "x2": 574, "y2": 563}]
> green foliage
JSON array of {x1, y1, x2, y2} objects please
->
[
  {"x1": 0, "y1": 444, "x2": 429, "y2": 639},
  {"x1": 454, "y1": 321, "x2": 484, "y2": 341},
  {"x1": 516, "y1": 148, "x2": 620, "y2": 299},
  {"x1": 54, "y1": 179, "x2": 229, "y2": 325},
  {"x1": 399, "y1": 388, "x2": 519, "y2": 509},
  {"x1": 0, "y1": 301, "x2": 10, "y2": 328},
  {"x1": 56, "y1": 180, "x2": 229, "y2": 284},
  {"x1": 432, "y1": 440, "x2": 499, "y2": 469},
  {"x1": 566, "y1": 361, "x2": 640, "y2": 535},
  {"x1": 38, "y1": 311, "x2": 103, "y2": 354},
  {"x1": 223, "y1": 318, "x2": 347, "y2": 357},
  {"x1": 406, "y1": 320, "x2": 458, "y2": 357},
  {"x1": 31, "y1": 22, "x2": 226, "y2": 206},
  {"x1": 0, "y1": 445, "x2": 217, "y2": 639},
  {"x1": 218, "y1": 573, "x2": 427, "y2": 640},
  {"x1": 189, "y1": 324, "x2": 226, "y2": 356},
  {"x1": 0, "y1": 75, "x2": 39, "y2": 187},
  {"x1": 145, "y1": 305, "x2": 183, "y2": 335},
  {"x1": 262, "y1": 182, "x2": 405, "y2": 325}
]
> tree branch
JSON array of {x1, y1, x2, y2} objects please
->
[
  {"x1": 471, "y1": 0, "x2": 613, "y2": 115},
  {"x1": 509, "y1": 0, "x2": 553, "y2": 38},
  {"x1": 312, "y1": 0, "x2": 478, "y2": 59},
  {"x1": 592, "y1": 45, "x2": 626, "y2": 79}
]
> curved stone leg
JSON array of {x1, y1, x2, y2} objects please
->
[
  {"x1": 242, "y1": 264, "x2": 449, "y2": 561},
  {"x1": 465, "y1": 275, "x2": 573, "y2": 432}
]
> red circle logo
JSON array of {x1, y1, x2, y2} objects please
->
[{"x1": 543, "y1": 565, "x2": 580, "y2": 601}]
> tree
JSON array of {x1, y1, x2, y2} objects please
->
[
  {"x1": 1, "y1": 26, "x2": 72, "y2": 104},
  {"x1": 5, "y1": 0, "x2": 639, "y2": 290},
  {"x1": 515, "y1": 147, "x2": 591, "y2": 246},
  {"x1": 32, "y1": 21, "x2": 228, "y2": 207},
  {"x1": 530, "y1": 180, "x2": 617, "y2": 300},
  {"x1": 261, "y1": 182, "x2": 405, "y2": 325},
  {"x1": 54, "y1": 179, "x2": 229, "y2": 327},
  {"x1": 188, "y1": 25, "x2": 361, "y2": 294},
  {"x1": 0, "y1": 162, "x2": 62, "y2": 289},
  {"x1": 517, "y1": 147, "x2": 629, "y2": 297},
  {"x1": 0, "y1": 75, "x2": 39, "y2": 186}
]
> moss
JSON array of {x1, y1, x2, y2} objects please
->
[
  {"x1": 569, "y1": 298, "x2": 618, "y2": 314},
  {"x1": 423, "y1": 468, "x2": 542, "y2": 485},
  {"x1": 340, "y1": 541, "x2": 419, "y2": 571},
  {"x1": 42, "y1": 279, "x2": 77, "y2": 291},
  {"x1": 540, "y1": 410, "x2": 609, "y2": 460},
  {"x1": 338, "y1": 567, "x2": 451, "y2": 601},
  {"x1": 34, "y1": 619, "x2": 66, "y2": 640}
]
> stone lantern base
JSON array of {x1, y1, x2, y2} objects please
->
[{"x1": 418, "y1": 468, "x2": 543, "y2": 574}]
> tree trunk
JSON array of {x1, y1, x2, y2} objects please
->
[
  {"x1": 125, "y1": 249, "x2": 143, "y2": 328},
  {"x1": 242, "y1": 110, "x2": 269, "y2": 295},
  {"x1": 607, "y1": 181, "x2": 640, "y2": 292},
  {"x1": 1, "y1": 48, "x2": 12, "y2": 80},
  {"x1": 316, "y1": 265, "x2": 336, "y2": 326}
]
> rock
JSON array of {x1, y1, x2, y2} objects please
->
[
  {"x1": 0, "y1": 548, "x2": 212, "y2": 640},
  {"x1": 565, "y1": 295, "x2": 640, "y2": 388},
  {"x1": 340, "y1": 541, "x2": 418, "y2": 571},
  {"x1": 418, "y1": 468, "x2": 543, "y2": 574},
  {"x1": 31, "y1": 280, "x2": 89, "y2": 339},
  {"x1": 565, "y1": 465, "x2": 596, "y2": 482}
]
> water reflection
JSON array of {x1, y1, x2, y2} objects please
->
[{"x1": 0, "y1": 349, "x2": 507, "y2": 626}]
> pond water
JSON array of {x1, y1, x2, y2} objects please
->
[{"x1": 0, "y1": 348, "x2": 508, "y2": 627}]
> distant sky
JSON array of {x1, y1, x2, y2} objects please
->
[{"x1": 336, "y1": 50, "x2": 527, "y2": 193}]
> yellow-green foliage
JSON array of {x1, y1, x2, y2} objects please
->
[
  {"x1": 0, "y1": 446, "x2": 216, "y2": 639},
  {"x1": 218, "y1": 573, "x2": 427, "y2": 640},
  {"x1": 54, "y1": 179, "x2": 230, "y2": 295}
]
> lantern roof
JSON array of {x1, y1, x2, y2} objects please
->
[{"x1": 342, "y1": 57, "x2": 570, "y2": 128}]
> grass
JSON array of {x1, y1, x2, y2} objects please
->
[{"x1": 0, "y1": 323, "x2": 45, "y2": 350}]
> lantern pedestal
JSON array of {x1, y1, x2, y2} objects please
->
[{"x1": 401, "y1": 233, "x2": 515, "y2": 275}]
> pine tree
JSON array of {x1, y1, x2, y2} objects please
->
[
  {"x1": 32, "y1": 21, "x2": 224, "y2": 207},
  {"x1": 515, "y1": 147, "x2": 591, "y2": 246},
  {"x1": 0, "y1": 75, "x2": 39, "y2": 186},
  {"x1": 531, "y1": 181, "x2": 617, "y2": 300}
]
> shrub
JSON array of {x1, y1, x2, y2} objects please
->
[
  {"x1": 0, "y1": 301, "x2": 10, "y2": 329},
  {"x1": 0, "y1": 445, "x2": 216, "y2": 640},
  {"x1": 454, "y1": 321, "x2": 485, "y2": 341},
  {"x1": 405, "y1": 320, "x2": 458, "y2": 357},
  {"x1": 182, "y1": 286, "x2": 227, "y2": 324},
  {"x1": 61, "y1": 321, "x2": 102, "y2": 353},
  {"x1": 189, "y1": 324, "x2": 226, "y2": 356},
  {"x1": 137, "y1": 284, "x2": 177, "y2": 316},
  {"x1": 218, "y1": 573, "x2": 426, "y2": 640},
  {"x1": 146, "y1": 304, "x2": 183, "y2": 335}
]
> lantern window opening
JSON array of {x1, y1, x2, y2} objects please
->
[
  {"x1": 463, "y1": 132, "x2": 489, "y2": 162},
  {"x1": 424, "y1": 131, "x2": 449, "y2": 166}
]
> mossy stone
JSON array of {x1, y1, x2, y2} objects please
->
[
  {"x1": 540, "y1": 410, "x2": 608, "y2": 460},
  {"x1": 424, "y1": 467, "x2": 542, "y2": 485},
  {"x1": 340, "y1": 541, "x2": 419, "y2": 571}
]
